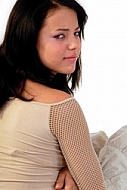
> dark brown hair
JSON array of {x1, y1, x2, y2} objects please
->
[{"x1": 0, "y1": 0, "x2": 88, "y2": 107}]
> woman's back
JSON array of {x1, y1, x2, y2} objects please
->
[
  {"x1": 0, "y1": 99, "x2": 66, "y2": 189},
  {"x1": 0, "y1": 81, "x2": 71, "y2": 189},
  {"x1": 0, "y1": 81, "x2": 106, "y2": 190}
]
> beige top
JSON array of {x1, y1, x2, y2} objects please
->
[{"x1": 0, "y1": 97, "x2": 106, "y2": 190}]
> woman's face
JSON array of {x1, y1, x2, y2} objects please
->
[{"x1": 36, "y1": 6, "x2": 81, "y2": 74}]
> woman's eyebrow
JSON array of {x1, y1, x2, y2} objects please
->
[
  {"x1": 75, "y1": 26, "x2": 80, "y2": 30},
  {"x1": 55, "y1": 26, "x2": 80, "y2": 32}
]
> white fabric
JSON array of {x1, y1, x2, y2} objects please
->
[
  {"x1": 90, "y1": 131, "x2": 108, "y2": 157},
  {"x1": 98, "y1": 125, "x2": 127, "y2": 190}
]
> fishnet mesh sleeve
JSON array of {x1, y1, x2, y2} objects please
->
[{"x1": 50, "y1": 98, "x2": 106, "y2": 190}]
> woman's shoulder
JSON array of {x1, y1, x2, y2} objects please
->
[{"x1": 24, "y1": 80, "x2": 74, "y2": 104}]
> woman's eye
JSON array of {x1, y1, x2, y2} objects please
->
[
  {"x1": 74, "y1": 31, "x2": 80, "y2": 37},
  {"x1": 54, "y1": 34, "x2": 64, "y2": 39}
]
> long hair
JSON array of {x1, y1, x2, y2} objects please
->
[{"x1": 0, "y1": 0, "x2": 88, "y2": 107}]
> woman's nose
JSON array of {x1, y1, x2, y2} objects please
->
[{"x1": 67, "y1": 37, "x2": 81, "y2": 50}]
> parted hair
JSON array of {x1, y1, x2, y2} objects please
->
[{"x1": 0, "y1": 0, "x2": 88, "y2": 107}]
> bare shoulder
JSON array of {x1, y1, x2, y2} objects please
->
[
  {"x1": 24, "y1": 80, "x2": 72, "y2": 104},
  {"x1": 35, "y1": 86, "x2": 72, "y2": 104}
]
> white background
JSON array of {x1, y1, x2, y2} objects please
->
[{"x1": 0, "y1": 0, "x2": 127, "y2": 136}]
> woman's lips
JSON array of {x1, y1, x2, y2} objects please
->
[{"x1": 63, "y1": 56, "x2": 77, "y2": 61}]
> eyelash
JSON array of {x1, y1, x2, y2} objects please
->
[
  {"x1": 54, "y1": 31, "x2": 81, "y2": 39},
  {"x1": 54, "y1": 34, "x2": 64, "y2": 39}
]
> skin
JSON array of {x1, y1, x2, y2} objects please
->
[
  {"x1": 36, "y1": 6, "x2": 81, "y2": 75},
  {"x1": 55, "y1": 167, "x2": 78, "y2": 190}
]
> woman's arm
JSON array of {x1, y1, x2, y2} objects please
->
[
  {"x1": 50, "y1": 99, "x2": 106, "y2": 189},
  {"x1": 55, "y1": 166, "x2": 78, "y2": 190}
]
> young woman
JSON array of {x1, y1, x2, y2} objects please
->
[{"x1": 0, "y1": 0, "x2": 106, "y2": 189}]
